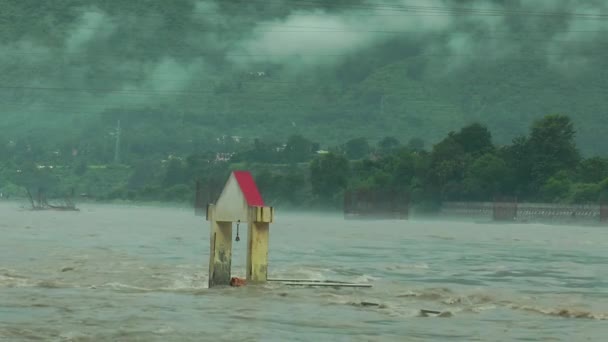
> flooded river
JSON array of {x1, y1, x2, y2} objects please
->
[{"x1": 1, "y1": 202, "x2": 606, "y2": 341}]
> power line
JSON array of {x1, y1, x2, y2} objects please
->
[
  {"x1": 4, "y1": 20, "x2": 608, "y2": 35},
  {"x1": 264, "y1": 0, "x2": 608, "y2": 20},
  {"x1": 0, "y1": 84, "x2": 359, "y2": 96},
  {"x1": 1, "y1": 67, "x2": 607, "y2": 98},
  {"x1": 1, "y1": 81, "x2": 606, "y2": 98},
  {"x1": 251, "y1": 26, "x2": 608, "y2": 34},
  {"x1": 0, "y1": 77, "x2": 311, "y2": 86},
  {"x1": 2, "y1": 1, "x2": 608, "y2": 20},
  {"x1": 1, "y1": 93, "x2": 489, "y2": 104},
  {"x1": 0, "y1": 84, "x2": 223, "y2": 95},
  {"x1": 1, "y1": 84, "x2": 605, "y2": 118},
  {"x1": 3, "y1": 50, "x2": 608, "y2": 60}
]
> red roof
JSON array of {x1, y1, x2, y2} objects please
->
[{"x1": 233, "y1": 171, "x2": 265, "y2": 207}]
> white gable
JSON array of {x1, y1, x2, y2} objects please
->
[{"x1": 214, "y1": 173, "x2": 249, "y2": 222}]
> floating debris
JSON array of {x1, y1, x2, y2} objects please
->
[
  {"x1": 230, "y1": 277, "x2": 247, "y2": 287},
  {"x1": 268, "y1": 278, "x2": 372, "y2": 288}
]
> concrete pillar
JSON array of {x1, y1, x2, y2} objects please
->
[
  {"x1": 207, "y1": 205, "x2": 233, "y2": 287},
  {"x1": 246, "y1": 206, "x2": 273, "y2": 283},
  {"x1": 246, "y1": 221, "x2": 269, "y2": 283}
]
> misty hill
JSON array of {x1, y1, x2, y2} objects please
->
[{"x1": 2, "y1": 0, "x2": 608, "y2": 164}]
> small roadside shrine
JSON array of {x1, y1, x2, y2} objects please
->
[
  {"x1": 204, "y1": 170, "x2": 372, "y2": 289},
  {"x1": 206, "y1": 171, "x2": 273, "y2": 288}
]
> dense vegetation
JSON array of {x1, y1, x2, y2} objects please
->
[
  {"x1": 2, "y1": 1, "x2": 608, "y2": 159},
  {"x1": 1, "y1": 1, "x2": 607, "y2": 208},
  {"x1": 2, "y1": 114, "x2": 607, "y2": 211}
]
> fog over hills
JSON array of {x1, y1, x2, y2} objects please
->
[{"x1": 2, "y1": 0, "x2": 608, "y2": 160}]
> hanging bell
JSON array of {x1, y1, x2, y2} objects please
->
[{"x1": 235, "y1": 220, "x2": 241, "y2": 242}]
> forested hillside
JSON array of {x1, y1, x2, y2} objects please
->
[
  {"x1": 2, "y1": 0, "x2": 608, "y2": 159},
  {"x1": 1, "y1": 1, "x2": 608, "y2": 206}
]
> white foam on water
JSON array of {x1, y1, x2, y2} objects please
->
[
  {"x1": 507, "y1": 304, "x2": 608, "y2": 320},
  {"x1": 162, "y1": 272, "x2": 208, "y2": 291},
  {"x1": 99, "y1": 282, "x2": 155, "y2": 292},
  {"x1": 0, "y1": 274, "x2": 33, "y2": 288},
  {"x1": 271, "y1": 266, "x2": 331, "y2": 281},
  {"x1": 153, "y1": 326, "x2": 176, "y2": 335},
  {"x1": 386, "y1": 263, "x2": 430, "y2": 271},
  {"x1": 56, "y1": 331, "x2": 91, "y2": 342},
  {"x1": 2, "y1": 205, "x2": 606, "y2": 340},
  {"x1": 352, "y1": 274, "x2": 379, "y2": 283},
  {"x1": 394, "y1": 285, "x2": 608, "y2": 321}
]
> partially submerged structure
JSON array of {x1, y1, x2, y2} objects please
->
[
  {"x1": 205, "y1": 171, "x2": 274, "y2": 287},
  {"x1": 442, "y1": 199, "x2": 604, "y2": 224},
  {"x1": 493, "y1": 196, "x2": 518, "y2": 222},
  {"x1": 344, "y1": 189, "x2": 409, "y2": 220},
  {"x1": 26, "y1": 188, "x2": 79, "y2": 211},
  {"x1": 204, "y1": 171, "x2": 371, "y2": 289},
  {"x1": 194, "y1": 180, "x2": 222, "y2": 217}
]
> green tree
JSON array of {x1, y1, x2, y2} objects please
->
[
  {"x1": 284, "y1": 134, "x2": 313, "y2": 163},
  {"x1": 278, "y1": 167, "x2": 308, "y2": 205},
  {"x1": 528, "y1": 115, "x2": 580, "y2": 187},
  {"x1": 378, "y1": 136, "x2": 400, "y2": 154},
  {"x1": 163, "y1": 184, "x2": 191, "y2": 202},
  {"x1": 388, "y1": 149, "x2": 416, "y2": 191},
  {"x1": 541, "y1": 171, "x2": 572, "y2": 202},
  {"x1": 428, "y1": 134, "x2": 466, "y2": 185},
  {"x1": 344, "y1": 137, "x2": 370, "y2": 160},
  {"x1": 162, "y1": 159, "x2": 186, "y2": 188},
  {"x1": 502, "y1": 136, "x2": 534, "y2": 196},
  {"x1": 310, "y1": 153, "x2": 350, "y2": 203},
  {"x1": 255, "y1": 167, "x2": 308, "y2": 206},
  {"x1": 426, "y1": 134, "x2": 469, "y2": 200},
  {"x1": 453, "y1": 123, "x2": 494, "y2": 156},
  {"x1": 464, "y1": 153, "x2": 510, "y2": 200},
  {"x1": 569, "y1": 183, "x2": 601, "y2": 203},
  {"x1": 578, "y1": 157, "x2": 608, "y2": 183},
  {"x1": 407, "y1": 138, "x2": 425, "y2": 152},
  {"x1": 73, "y1": 160, "x2": 88, "y2": 176},
  {"x1": 129, "y1": 159, "x2": 159, "y2": 190}
]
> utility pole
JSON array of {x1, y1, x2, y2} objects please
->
[{"x1": 114, "y1": 119, "x2": 121, "y2": 164}]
